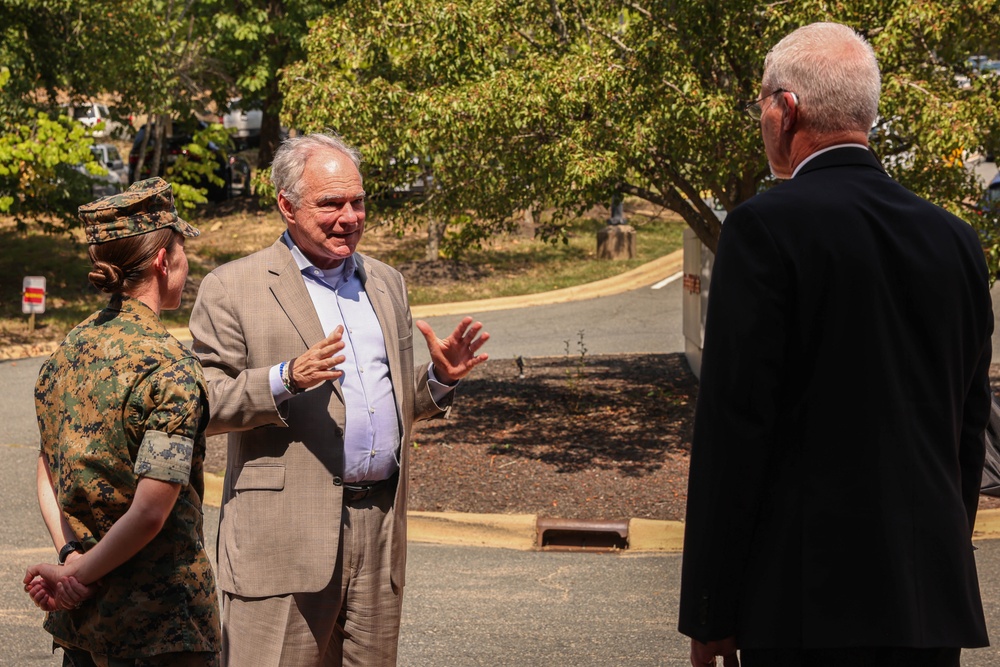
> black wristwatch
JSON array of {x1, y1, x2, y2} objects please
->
[{"x1": 58, "y1": 541, "x2": 84, "y2": 564}]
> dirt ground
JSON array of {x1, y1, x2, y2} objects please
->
[{"x1": 204, "y1": 354, "x2": 1000, "y2": 521}]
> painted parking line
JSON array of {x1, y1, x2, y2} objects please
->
[{"x1": 651, "y1": 272, "x2": 683, "y2": 290}]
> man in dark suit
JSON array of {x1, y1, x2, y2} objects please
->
[
  {"x1": 678, "y1": 22, "x2": 993, "y2": 667},
  {"x1": 189, "y1": 133, "x2": 489, "y2": 666}
]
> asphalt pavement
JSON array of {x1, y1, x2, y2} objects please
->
[
  {"x1": 7, "y1": 216, "x2": 1000, "y2": 664},
  {"x1": 0, "y1": 267, "x2": 690, "y2": 666}
]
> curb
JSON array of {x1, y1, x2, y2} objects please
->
[
  {"x1": 410, "y1": 248, "x2": 683, "y2": 319},
  {"x1": 14, "y1": 245, "x2": 1000, "y2": 554},
  {"x1": 10, "y1": 250, "x2": 689, "y2": 553},
  {"x1": 0, "y1": 249, "x2": 683, "y2": 362},
  {"x1": 973, "y1": 509, "x2": 1000, "y2": 541},
  {"x1": 204, "y1": 469, "x2": 1000, "y2": 551},
  {"x1": 203, "y1": 471, "x2": 685, "y2": 552}
]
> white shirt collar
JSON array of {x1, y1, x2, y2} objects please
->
[
  {"x1": 282, "y1": 231, "x2": 356, "y2": 284},
  {"x1": 792, "y1": 143, "x2": 869, "y2": 178}
]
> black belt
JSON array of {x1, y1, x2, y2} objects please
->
[{"x1": 337, "y1": 473, "x2": 398, "y2": 503}]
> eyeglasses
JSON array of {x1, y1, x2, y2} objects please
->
[{"x1": 743, "y1": 88, "x2": 796, "y2": 121}]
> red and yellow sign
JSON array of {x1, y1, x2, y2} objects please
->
[{"x1": 22, "y1": 276, "x2": 46, "y2": 314}]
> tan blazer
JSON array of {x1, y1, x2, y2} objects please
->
[{"x1": 189, "y1": 239, "x2": 447, "y2": 598}]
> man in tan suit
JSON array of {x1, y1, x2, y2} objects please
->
[{"x1": 189, "y1": 132, "x2": 489, "y2": 667}]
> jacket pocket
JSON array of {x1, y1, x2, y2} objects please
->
[{"x1": 233, "y1": 464, "x2": 285, "y2": 491}]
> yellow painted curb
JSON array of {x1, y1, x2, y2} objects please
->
[
  {"x1": 0, "y1": 341, "x2": 59, "y2": 362},
  {"x1": 204, "y1": 471, "x2": 224, "y2": 508},
  {"x1": 203, "y1": 483, "x2": 1000, "y2": 553},
  {"x1": 1, "y1": 251, "x2": 683, "y2": 361},
  {"x1": 407, "y1": 511, "x2": 538, "y2": 550},
  {"x1": 411, "y1": 249, "x2": 683, "y2": 319},
  {"x1": 628, "y1": 518, "x2": 685, "y2": 552},
  {"x1": 973, "y1": 508, "x2": 1000, "y2": 540}
]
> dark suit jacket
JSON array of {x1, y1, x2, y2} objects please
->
[
  {"x1": 678, "y1": 147, "x2": 993, "y2": 649},
  {"x1": 189, "y1": 240, "x2": 448, "y2": 598}
]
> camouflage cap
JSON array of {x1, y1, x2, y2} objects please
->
[{"x1": 80, "y1": 177, "x2": 200, "y2": 245}]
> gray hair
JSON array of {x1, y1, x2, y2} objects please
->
[
  {"x1": 763, "y1": 22, "x2": 880, "y2": 134},
  {"x1": 270, "y1": 132, "x2": 363, "y2": 208}
]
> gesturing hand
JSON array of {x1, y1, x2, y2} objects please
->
[
  {"x1": 416, "y1": 317, "x2": 490, "y2": 385},
  {"x1": 291, "y1": 326, "x2": 347, "y2": 391}
]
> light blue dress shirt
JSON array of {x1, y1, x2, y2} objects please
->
[{"x1": 269, "y1": 233, "x2": 453, "y2": 483}]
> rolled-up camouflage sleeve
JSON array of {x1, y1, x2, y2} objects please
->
[{"x1": 134, "y1": 358, "x2": 207, "y2": 485}]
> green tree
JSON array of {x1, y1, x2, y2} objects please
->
[
  {"x1": 282, "y1": 0, "x2": 539, "y2": 260},
  {"x1": 0, "y1": 65, "x2": 103, "y2": 231},
  {"x1": 209, "y1": 0, "x2": 341, "y2": 170},
  {"x1": 282, "y1": 0, "x2": 1000, "y2": 265},
  {"x1": 0, "y1": 0, "x2": 237, "y2": 218}
]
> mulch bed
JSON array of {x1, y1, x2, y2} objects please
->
[
  {"x1": 204, "y1": 355, "x2": 1000, "y2": 521},
  {"x1": 408, "y1": 353, "x2": 697, "y2": 521}
]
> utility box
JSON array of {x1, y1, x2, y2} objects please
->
[{"x1": 682, "y1": 228, "x2": 714, "y2": 378}]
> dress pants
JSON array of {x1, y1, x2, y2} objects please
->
[
  {"x1": 741, "y1": 646, "x2": 961, "y2": 667},
  {"x1": 221, "y1": 483, "x2": 402, "y2": 667}
]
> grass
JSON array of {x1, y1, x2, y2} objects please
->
[
  {"x1": 404, "y1": 213, "x2": 684, "y2": 304},
  {"x1": 0, "y1": 198, "x2": 685, "y2": 347}
]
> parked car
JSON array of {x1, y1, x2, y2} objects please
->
[
  {"x1": 982, "y1": 60, "x2": 1000, "y2": 76},
  {"x1": 219, "y1": 98, "x2": 291, "y2": 150},
  {"x1": 984, "y1": 172, "x2": 1000, "y2": 210},
  {"x1": 91, "y1": 143, "x2": 129, "y2": 186},
  {"x1": 73, "y1": 143, "x2": 129, "y2": 197},
  {"x1": 63, "y1": 102, "x2": 125, "y2": 139},
  {"x1": 129, "y1": 123, "x2": 249, "y2": 202}
]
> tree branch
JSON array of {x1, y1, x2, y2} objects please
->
[
  {"x1": 660, "y1": 77, "x2": 685, "y2": 97},
  {"x1": 515, "y1": 28, "x2": 543, "y2": 49},
  {"x1": 622, "y1": 181, "x2": 719, "y2": 251},
  {"x1": 623, "y1": 2, "x2": 651, "y2": 18},
  {"x1": 549, "y1": 0, "x2": 569, "y2": 45},
  {"x1": 593, "y1": 27, "x2": 634, "y2": 54},
  {"x1": 655, "y1": 155, "x2": 723, "y2": 241},
  {"x1": 564, "y1": 0, "x2": 593, "y2": 48}
]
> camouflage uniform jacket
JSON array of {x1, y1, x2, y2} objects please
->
[{"x1": 34, "y1": 295, "x2": 220, "y2": 658}]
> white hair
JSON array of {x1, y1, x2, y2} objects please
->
[
  {"x1": 270, "y1": 132, "x2": 363, "y2": 207},
  {"x1": 763, "y1": 22, "x2": 881, "y2": 133}
]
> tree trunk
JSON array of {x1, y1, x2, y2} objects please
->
[
  {"x1": 426, "y1": 214, "x2": 446, "y2": 261},
  {"x1": 257, "y1": 79, "x2": 284, "y2": 170},
  {"x1": 518, "y1": 205, "x2": 536, "y2": 238},
  {"x1": 133, "y1": 116, "x2": 153, "y2": 183},
  {"x1": 150, "y1": 113, "x2": 170, "y2": 180}
]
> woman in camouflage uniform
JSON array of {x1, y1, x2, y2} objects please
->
[{"x1": 23, "y1": 178, "x2": 221, "y2": 667}]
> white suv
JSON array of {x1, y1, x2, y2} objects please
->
[{"x1": 64, "y1": 102, "x2": 123, "y2": 139}]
